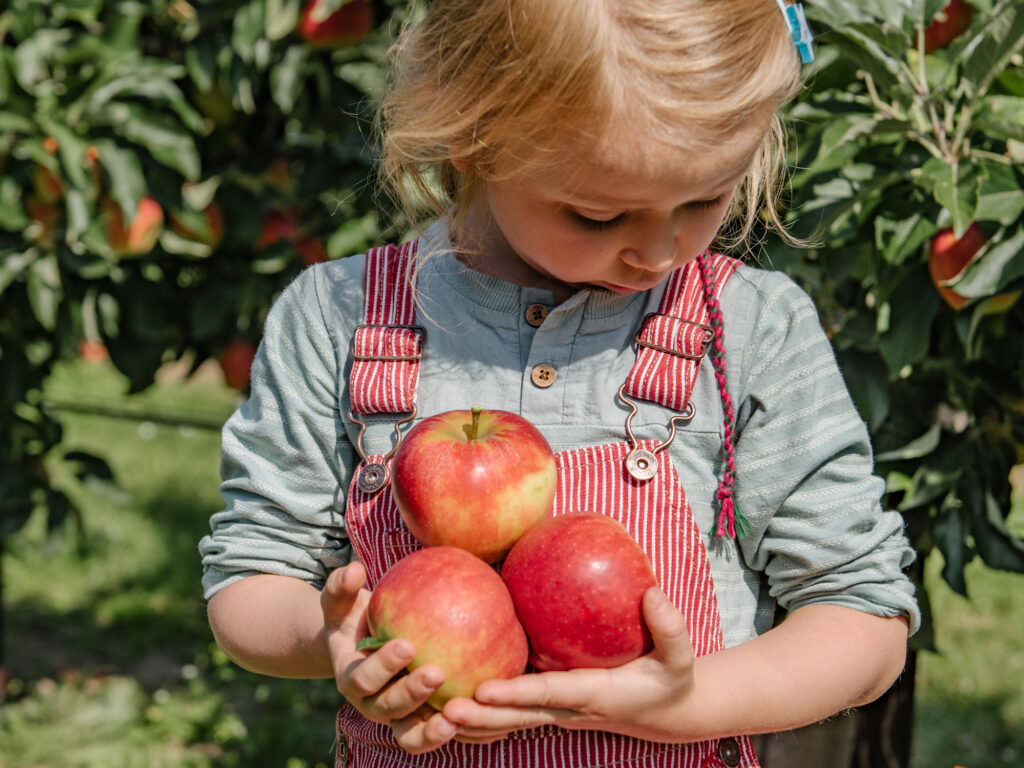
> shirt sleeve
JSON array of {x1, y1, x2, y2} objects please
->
[
  {"x1": 199, "y1": 265, "x2": 356, "y2": 599},
  {"x1": 729, "y1": 270, "x2": 921, "y2": 634}
]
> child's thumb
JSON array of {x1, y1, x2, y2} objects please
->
[
  {"x1": 642, "y1": 586, "x2": 695, "y2": 670},
  {"x1": 322, "y1": 561, "x2": 367, "y2": 616}
]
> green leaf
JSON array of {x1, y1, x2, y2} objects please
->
[
  {"x1": 26, "y1": 251, "x2": 62, "y2": 331},
  {"x1": 874, "y1": 212, "x2": 938, "y2": 265},
  {"x1": 835, "y1": 347, "x2": 891, "y2": 432},
  {"x1": 959, "y1": 0, "x2": 1024, "y2": 102},
  {"x1": 113, "y1": 104, "x2": 201, "y2": 180},
  {"x1": 935, "y1": 506, "x2": 969, "y2": 596},
  {"x1": 266, "y1": 0, "x2": 302, "y2": 40},
  {"x1": 95, "y1": 139, "x2": 147, "y2": 215},
  {"x1": 974, "y1": 158, "x2": 1024, "y2": 225},
  {"x1": 875, "y1": 423, "x2": 941, "y2": 462},
  {"x1": 0, "y1": 110, "x2": 34, "y2": 132},
  {"x1": 232, "y1": 0, "x2": 266, "y2": 64},
  {"x1": 0, "y1": 249, "x2": 39, "y2": 297},
  {"x1": 917, "y1": 157, "x2": 980, "y2": 237},
  {"x1": 877, "y1": 269, "x2": 941, "y2": 371},
  {"x1": 270, "y1": 45, "x2": 307, "y2": 114},
  {"x1": 953, "y1": 225, "x2": 1024, "y2": 297},
  {"x1": 355, "y1": 636, "x2": 384, "y2": 652},
  {"x1": 969, "y1": 490, "x2": 1024, "y2": 573},
  {"x1": 972, "y1": 95, "x2": 1024, "y2": 141}
]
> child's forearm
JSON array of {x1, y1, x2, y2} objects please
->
[
  {"x1": 206, "y1": 574, "x2": 335, "y2": 679},
  {"x1": 686, "y1": 604, "x2": 909, "y2": 738}
]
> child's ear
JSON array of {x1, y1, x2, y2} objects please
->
[{"x1": 450, "y1": 154, "x2": 468, "y2": 173}]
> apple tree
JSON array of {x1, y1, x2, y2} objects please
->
[
  {"x1": 0, "y1": 0, "x2": 405, "y2": 667},
  {"x1": 761, "y1": 1, "x2": 1024, "y2": 763}
]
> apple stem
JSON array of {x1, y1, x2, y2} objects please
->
[{"x1": 468, "y1": 405, "x2": 482, "y2": 441}]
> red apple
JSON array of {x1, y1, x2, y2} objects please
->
[
  {"x1": 256, "y1": 208, "x2": 300, "y2": 249},
  {"x1": 391, "y1": 406, "x2": 556, "y2": 563},
  {"x1": 296, "y1": 236, "x2": 327, "y2": 265},
  {"x1": 103, "y1": 196, "x2": 164, "y2": 257},
  {"x1": 219, "y1": 341, "x2": 257, "y2": 390},
  {"x1": 32, "y1": 163, "x2": 64, "y2": 203},
  {"x1": 298, "y1": 0, "x2": 372, "y2": 48},
  {"x1": 170, "y1": 202, "x2": 225, "y2": 249},
  {"x1": 360, "y1": 546, "x2": 529, "y2": 709},
  {"x1": 26, "y1": 197, "x2": 61, "y2": 249},
  {"x1": 501, "y1": 512, "x2": 658, "y2": 671},
  {"x1": 928, "y1": 222, "x2": 985, "y2": 310},
  {"x1": 923, "y1": 0, "x2": 974, "y2": 53}
]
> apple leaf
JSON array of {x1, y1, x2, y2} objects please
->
[
  {"x1": 26, "y1": 252, "x2": 63, "y2": 332},
  {"x1": 874, "y1": 423, "x2": 941, "y2": 463},
  {"x1": 952, "y1": 225, "x2": 1024, "y2": 297},
  {"x1": 918, "y1": 157, "x2": 980, "y2": 237},
  {"x1": 355, "y1": 636, "x2": 384, "y2": 652},
  {"x1": 959, "y1": 0, "x2": 1024, "y2": 103}
]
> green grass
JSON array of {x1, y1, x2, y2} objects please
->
[{"x1": 3, "y1": 356, "x2": 1024, "y2": 767}]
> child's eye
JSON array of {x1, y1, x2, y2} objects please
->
[
  {"x1": 571, "y1": 212, "x2": 624, "y2": 231},
  {"x1": 690, "y1": 195, "x2": 726, "y2": 211}
]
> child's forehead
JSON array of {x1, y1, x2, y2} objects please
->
[{"x1": 546, "y1": 113, "x2": 769, "y2": 202}]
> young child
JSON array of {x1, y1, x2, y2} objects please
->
[{"x1": 200, "y1": 1, "x2": 919, "y2": 766}]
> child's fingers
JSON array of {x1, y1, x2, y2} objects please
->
[
  {"x1": 391, "y1": 708, "x2": 457, "y2": 754},
  {"x1": 364, "y1": 663, "x2": 446, "y2": 721},
  {"x1": 337, "y1": 637, "x2": 416, "y2": 702},
  {"x1": 641, "y1": 586, "x2": 696, "y2": 673}
]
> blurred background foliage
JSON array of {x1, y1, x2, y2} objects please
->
[{"x1": 1, "y1": 0, "x2": 1023, "y2": 766}]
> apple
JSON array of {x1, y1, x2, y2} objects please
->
[
  {"x1": 390, "y1": 406, "x2": 557, "y2": 563},
  {"x1": 923, "y1": 0, "x2": 974, "y2": 53},
  {"x1": 298, "y1": 0, "x2": 372, "y2": 48},
  {"x1": 26, "y1": 198, "x2": 61, "y2": 249},
  {"x1": 32, "y1": 163, "x2": 64, "y2": 203},
  {"x1": 170, "y1": 202, "x2": 225, "y2": 249},
  {"x1": 219, "y1": 341, "x2": 257, "y2": 390},
  {"x1": 103, "y1": 196, "x2": 164, "y2": 257},
  {"x1": 359, "y1": 546, "x2": 529, "y2": 710},
  {"x1": 501, "y1": 512, "x2": 658, "y2": 671},
  {"x1": 296, "y1": 237, "x2": 327, "y2": 265},
  {"x1": 928, "y1": 222, "x2": 985, "y2": 310},
  {"x1": 256, "y1": 208, "x2": 300, "y2": 249}
]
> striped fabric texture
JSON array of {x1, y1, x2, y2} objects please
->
[
  {"x1": 337, "y1": 249, "x2": 758, "y2": 767},
  {"x1": 624, "y1": 252, "x2": 740, "y2": 413}
]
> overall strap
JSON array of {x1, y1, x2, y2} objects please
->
[
  {"x1": 348, "y1": 241, "x2": 424, "y2": 416},
  {"x1": 623, "y1": 251, "x2": 738, "y2": 411},
  {"x1": 622, "y1": 251, "x2": 746, "y2": 538}
]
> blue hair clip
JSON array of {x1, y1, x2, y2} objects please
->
[{"x1": 775, "y1": 0, "x2": 815, "y2": 64}]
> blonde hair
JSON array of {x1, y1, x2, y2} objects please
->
[{"x1": 376, "y1": 0, "x2": 803, "y2": 251}]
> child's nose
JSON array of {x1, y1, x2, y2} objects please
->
[{"x1": 618, "y1": 239, "x2": 677, "y2": 272}]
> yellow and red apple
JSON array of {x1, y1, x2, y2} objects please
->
[
  {"x1": 928, "y1": 222, "x2": 985, "y2": 310},
  {"x1": 359, "y1": 546, "x2": 529, "y2": 710},
  {"x1": 390, "y1": 407, "x2": 556, "y2": 563}
]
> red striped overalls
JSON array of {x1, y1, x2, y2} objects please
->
[{"x1": 336, "y1": 241, "x2": 759, "y2": 768}]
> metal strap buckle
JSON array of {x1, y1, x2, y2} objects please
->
[
  {"x1": 348, "y1": 405, "x2": 418, "y2": 493},
  {"x1": 634, "y1": 312, "x2": 713, "y2": 360},
  {"x1": 350, "y1": 324, "x2": 426, "y2": 362},
  {"x1": 617, "y1": 383, "x2": 695, "y2": 482}
]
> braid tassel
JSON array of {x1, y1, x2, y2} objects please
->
[{"x1": 699, "y1": 256, "x2": 749, "y2": 539}]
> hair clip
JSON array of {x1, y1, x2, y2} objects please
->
[{"x1": 775, "y1": 0, "x2": 815, "y2": 64}]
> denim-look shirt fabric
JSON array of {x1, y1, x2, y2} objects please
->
[{"x1": 199, "y1": 221, "x2": 920, "y2": 648}]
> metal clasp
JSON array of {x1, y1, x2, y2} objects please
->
[
  {"x1": 348, "y1": 405, "x2": 417, "y2": 493},
  {"x1": 617, "y1": 383, "x2": 695, "y2": 482},
  {"x1": 634, "y1": 312, "x2": 713, "y2": 360}
]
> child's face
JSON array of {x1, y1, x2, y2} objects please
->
[{"x1": 467, "y1": 114, "x2": 769, "y2": 299}]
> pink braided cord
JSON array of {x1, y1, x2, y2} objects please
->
[{"x1": 699, "y1": 256, "x2": 748, "y2": 539}]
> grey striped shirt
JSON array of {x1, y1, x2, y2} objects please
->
[{"x1": 200, "y1": 221, "x2": 920, "y2": 647}]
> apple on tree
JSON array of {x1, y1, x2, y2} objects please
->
[
  {"x1": 102, "y1": 196, "x2": 164, "y2": 257},
  {"x1": 501, "y1": 511, "x2": 659, "y2": 671},
  {"x1": 390, "y1": 406, "x2": 557, "y2": 563},
  {"x1": 357, "y1": 546, "x2": 529, "y2": 710},
  {"x1": 297, "y1": 0, "x2": 373, "y2": 48},
  {"x1": 219, "y1": 341, "x2": 258, "y2": 390},
  {"x1": 928, "y1": 222, "x2": 985, "y2": 310},
  {"x1": 923, "y1": 0, "x2": 974, "y2": 53}
]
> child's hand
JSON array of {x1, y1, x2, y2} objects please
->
[
  {"x1": 322, "y1": 563, "x2": 459, "y2": 753},
  {"x1": 441, "y1": 586, "x2": 697, "y2": 744}
]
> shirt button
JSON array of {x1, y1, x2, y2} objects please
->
[
  {"x1": 530, "y1": 363, "x2": 556, "y2": 388},
  {"x1": 717, "y1": 736, "x2": 741, "y2": 767},
  {"x1": 524, "y1": 303, "x2": 549, "y2": 327}
]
